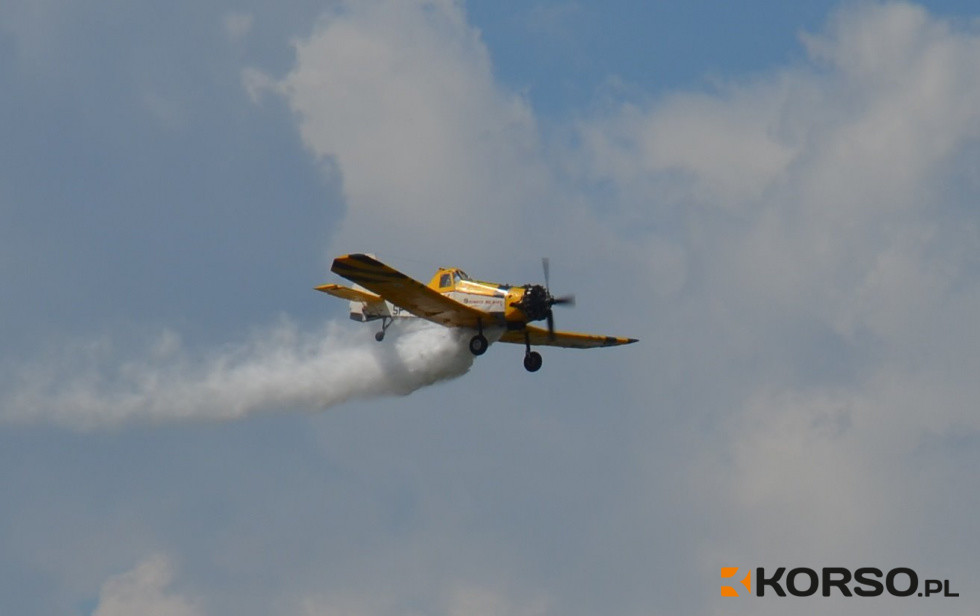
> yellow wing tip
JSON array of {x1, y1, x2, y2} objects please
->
[
  {"x1": 332, "y1": 253, "x2": 378, "y2": 267},
  {"x1": 607, "y1": 336, "x2": 638, "y2": 346}
]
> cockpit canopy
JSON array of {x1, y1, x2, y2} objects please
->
[{"x1": 431, "y1": 268, "x2": 469, "y2": 290}]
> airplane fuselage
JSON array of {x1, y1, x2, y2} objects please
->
[{"x1": 344, "y1": 267, "x2": 549, "y2": 330}]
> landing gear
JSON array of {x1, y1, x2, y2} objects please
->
[
  {"x1": 375, "y1": 317, "x2": 392, "y2": 342},
  {"x1": 469, "y1": 334, "x2": 489, "y2": 356},
  {"x1": 522, "y1": 331, "x2": 542, "y2": 372},
  {"x1": 468, "y1": 319, "x2": 489, "y2": 356},
  {"x1": 523, "y1": 350, "x2": 542, "y2": 372}
]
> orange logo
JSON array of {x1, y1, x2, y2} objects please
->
[{"x1": 721, "y1": 567, "x2": 752, "y2": 597}]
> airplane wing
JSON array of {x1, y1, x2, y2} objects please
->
[
  {"x1": 330, "y1": 254, "x2": 488, "y2": 329},
  {"x1": 499, "y1": 325, "x2": 637, "y2": 349}
]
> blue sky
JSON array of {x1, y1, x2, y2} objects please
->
[{"x1": 2, "y1": 1, "x2": 980, "y2": 614}]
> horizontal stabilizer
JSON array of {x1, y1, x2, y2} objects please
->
[{"x1": 315, "y1": 283, "x2": 381, "y2": 303}]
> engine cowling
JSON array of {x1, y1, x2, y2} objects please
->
[{"x1": 505, "y1": 284, "x2": 551, "y2": 323}]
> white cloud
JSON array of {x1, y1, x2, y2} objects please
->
[
  {"x1": 296, "y1": 584, "x2": 548, "y2": 616},
  {"x1": 444, "y1": 585, "x2": 549, "y2": 616},
  {"x1": 579, "y1": 87, "x2": 796, "y2": 209},
  {"x1": 264, "y1": 0, "x2": 552, "y2": 260},
  {"x1": 581, "y1": 2, "x2": 980, "y2": 340},
  {"x1": 98, "y1": 3, "x2": 980, "y2": 610},
  {"x1": 93, "y1": 555, "x2": 203, "y2": 616},
  {"x1": 576, "y1": 4, "x2": 980, "y2": 602},
  {"x1": 7, "y1": 1, "x2": 980, "y2": 614},
  {"x1": 223, "y1": 12, "x2": 254, "y2": 42}
]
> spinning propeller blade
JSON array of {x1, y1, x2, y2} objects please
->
[{"x1": 540, "y1": 258, "x2": 574, "y2": 340}]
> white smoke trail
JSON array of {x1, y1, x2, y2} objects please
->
[{"x1": 0, "y1": 319, "x2": 477, "y2": 430}]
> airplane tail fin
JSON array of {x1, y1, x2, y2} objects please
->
[{"x1": 315, "y1": 283, "x2": 394, "y2": 322}]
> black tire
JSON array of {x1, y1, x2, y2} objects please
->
[
  {"x1": 375, "y1": 331, "x2": 385, "y2": 342},
  {"x1": 523, "y1": 351, "x2": 542, "y2": 372},
  {"x1": 469, "y1": 334, "x2": 489, "y2": 356}
]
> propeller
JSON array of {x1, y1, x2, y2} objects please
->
[
  {"x1": 540, "y1": 258, "x2": 575, "y2": 339},
  {"x1": 510, "y1": 259, "x2": 576, "y2": 338}
]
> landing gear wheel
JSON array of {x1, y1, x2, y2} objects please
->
[
  {"x1": 469, "y1": 334, "x2": 489, "y2": 356},
  {"x1": 375, "y1": 317, "x2": 392, "y2": 342},
  {"x1": 523, "y1": 351, "x2": 542, "y2": 372}
]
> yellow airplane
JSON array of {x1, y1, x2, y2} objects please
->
[{"x1": 317, "y1": 253, "x2": 637, "y2": 372}]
